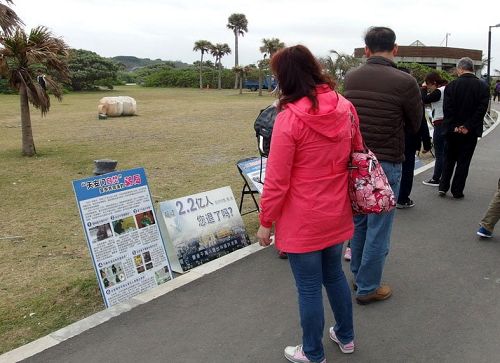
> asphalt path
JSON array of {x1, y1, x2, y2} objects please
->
[{"x1": 20, "y1": 116, "x2": 500, "y2": 363}]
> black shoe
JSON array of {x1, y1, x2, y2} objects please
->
[
  {"x1": 453, "y1": 193, "x2": 464, "y2": 199},
  {"x1": 422, "y1": 179, "x2": 439, "y2": 186},
  {"x1": 438, "y1": 190, "x2": 446, "y2": 197},
  {"x1": 396, "y1": 199, "x2": 415, "y2": 209}
]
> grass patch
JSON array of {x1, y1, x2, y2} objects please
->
[{"x1": 0, "y1": 86, "x2": 273, "y2": 353}]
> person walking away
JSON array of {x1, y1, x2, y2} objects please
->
[
  {"x1": 257, "y1": 45, "x2": 363, "y2": 363},
  {"x1": 477, "y1": 177, "x2": 500, "y2": 238},
  {"x1": 343, "y1": 27, "x2": 422, "y2": 304},
  {"x1": 422, "y1": 72, "x2": 448, "y2": 186},
  {"x1": 438, "y1": 57, "x2": 489, "y2": 199}
]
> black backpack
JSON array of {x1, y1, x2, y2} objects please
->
[{"x1": 253, "y1": 104, "x2": 278, "y2": 157}]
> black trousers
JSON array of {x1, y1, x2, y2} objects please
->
[
  {"x1": 439, "y1": 132, "x2": 478, "y2": 196},
  {"x1": 398, "y1": 134, "x2": 417, "y2": 203}
]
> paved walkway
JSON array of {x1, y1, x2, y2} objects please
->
[{"x1": 4, "y1": 109, "x2": 500, "y2": 363}]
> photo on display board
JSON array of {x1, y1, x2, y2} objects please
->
[
  {"x1": 88, "y1": 223, "x2": 113, "y2": 243},
  {"x1": 99, "y1": 263, "x2": 126, "y2": 288},
  {"x1": 134, "y1": 210, "x2": 156, "y2": 229},
  {"x1": 112, "y1": 216, "x2": 137, "y2": 235}
]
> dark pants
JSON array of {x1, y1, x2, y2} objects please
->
[
  {"x1": 398, "y1": 135, "x2": 417, "y2": 203},
  {"x1": 432, "y1": 123, "x2": 445, "y2": 181},
  {"x1": 439, "y1": 132, "x2": 478, "y2": 196}
]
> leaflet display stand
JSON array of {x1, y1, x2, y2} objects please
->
[{"x1": 236, "y1": 157, "x2": 266, "y2": 215}]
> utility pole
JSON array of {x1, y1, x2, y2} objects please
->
[{"x1": 445, "y1": 33, "x2": 451, "y2": 47}]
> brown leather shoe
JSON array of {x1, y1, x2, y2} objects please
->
[{"x1": 356, "y1": 284, "x2": 392, "y2": 305}]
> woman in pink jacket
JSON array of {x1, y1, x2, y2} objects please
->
[{"x1": 256, "y1": 45, "x2": 363, "y2": 363}]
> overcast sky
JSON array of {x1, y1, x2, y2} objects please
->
[{"x1": 11, "y1": 0, "x2": 500, "y2": 72}]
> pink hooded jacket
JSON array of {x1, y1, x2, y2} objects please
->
[{"x1": 259, "y1": 84, "x2": 363, "y2": 253}]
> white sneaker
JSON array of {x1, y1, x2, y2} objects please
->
[
  {"x1": 284, "y1": 345, "x2": 326, "y2": 363},
  {"x1": 329, "y1": 328, "x2": 355, "y2": 354}
]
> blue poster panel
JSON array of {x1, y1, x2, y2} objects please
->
[
  {"x1": 72, "y1": 168, "x2": 173, "y2": 307},
  {"x1": 159, "y1": 186, "x2": 250, "y2": 272}
]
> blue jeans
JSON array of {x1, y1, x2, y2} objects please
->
[
  {"x1": 350, "y1": 161, "x2": 402, "y2": 297},
  {"x1": 288, "y1": 244, "x2": 354, "y2": 362}
]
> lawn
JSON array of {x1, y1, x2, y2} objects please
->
[{"x1": 0, "y1": 86, "x2": 274, "y2": 354}]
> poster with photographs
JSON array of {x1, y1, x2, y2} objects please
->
[
  {"x1": 158, "y1": 186, "x2": 250, "y2": 272},
  {"x1": 73, "y1": 167, "x2": 173, "y2": 307},
  {"x1": 237, "y1": 157, "x2": 266, "y2": 194}
]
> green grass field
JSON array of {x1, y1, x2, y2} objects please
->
[{"x1": 0, "y1": 86, "x2": 274, "y2": 353}]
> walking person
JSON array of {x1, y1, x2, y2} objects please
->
[
  {"x1": 439, "y1": 57, "x2": 490, "y2": 198},
  {"x1": 422, "y1": 72, "x2": 448, "y2": 186},
  {"x1": 494, "y1": 80, "x2": 500, "y2": 102},
  {"x1": 343, "y1": 27, "x2": 422, "y2": 304},
  {"x1": 477, "y1": 177, "x2": 500, "y2": 238},
  {"x1": 256, "y1": 45, "x2": 363, "y2": 363}
]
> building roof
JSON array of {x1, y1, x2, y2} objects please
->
[{"x1": 354, "y1": 46, "x2": 482, "y2": 61}]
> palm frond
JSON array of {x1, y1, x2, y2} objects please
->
[{"x1": 0, "y1": 1, "x2": 23, "y2": 36}]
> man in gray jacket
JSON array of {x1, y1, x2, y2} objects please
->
[{"x1": 344, "y1": 26, "x2": 422, "y2": 304}]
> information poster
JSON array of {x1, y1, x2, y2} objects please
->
[
  {"x1": 158, "y1": 186, "x2": 250, "y2": 272},
  {"x1": 237, "y1": 157, "x2": 267, "y2": 194},
  {"x1": 72, "y1": 168, "x2": 173, "y2": 307}
]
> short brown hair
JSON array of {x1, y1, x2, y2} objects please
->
[{"x1": 270, "y1": 45, "x2": 334, "y2": 111}]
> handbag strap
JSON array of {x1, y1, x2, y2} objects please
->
[{"x1": 349, "y1": 112, "x2": 368, "y2": 153}]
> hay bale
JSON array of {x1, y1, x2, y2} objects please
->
[{"x1": 98, "y1": 96, "x2": 136, "y2": 117}]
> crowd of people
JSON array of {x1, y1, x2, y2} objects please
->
[{"x1": 255, "y1": 26, "x2": 495, "y2": 363}]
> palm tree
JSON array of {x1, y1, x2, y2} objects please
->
[
  {"x1": 259, "y1": 38, "x2": 285, "y2": 91},
  {"x1": 226, "y1": 13, "x2": 248, "y2": 88},
  {"x1": 0, "y1": 26, "x2": 70, "y2": 156},
  {"x1": 210, "y1": 43, "x2": 231, "y2": 90},
  {"x1": 0, "y1": 0, "x2": 23, "y2": 36},
  {"x1": 193, "y1": 40, "x2": 213, "y2": 89},
  {"x1": 324, "y1": 50, "x2": 362, "y2": 82}
]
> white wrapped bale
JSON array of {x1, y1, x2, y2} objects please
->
[{"x1": 98, "y1": 96, "x2": 136, "y2": 117}]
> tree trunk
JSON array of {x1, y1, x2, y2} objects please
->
[
  {"x1": 199, "y1": 52, "x2": 204, "y2": 89},
  {"x1": 234, "y1": 34, "x2": 239, "y2": 89},
  {"x1": 239, "y1": 74, "x2": 243, "y2": 94},
  {"x1": 218, "y1": 63, "x2": 222, "y2": 90},
  {"x1": 258, "y1": 68, "x2": 263, "y2": 96},
  {"x1": 19, "y1": 84, "x2": 36, "y2": 156},
  {"x1": 267, "y1": 73, "x2": 272, "y2": 92}
]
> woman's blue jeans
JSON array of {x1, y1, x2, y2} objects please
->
[
  {"x1": 350, "y1": 161, "x2": 402, "y2": 297},
  {"x1": 287, "y1": 244, "x2": 354, "y2": 362}
]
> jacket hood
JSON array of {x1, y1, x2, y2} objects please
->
[{"x1": 286, "y1": 84, "x2": 351, "y2": 139}]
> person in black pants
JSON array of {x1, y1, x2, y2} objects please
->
[
  {"x1": 439, "y1": 57, "x2": 489, "y2": 199},
  {"x1": 397, "y1": 85, "x2": 432, "y2": 208}
]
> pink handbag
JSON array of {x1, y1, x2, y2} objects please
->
[{"x1": 348, "y1": 115, "x2": 396, "y2": 214}]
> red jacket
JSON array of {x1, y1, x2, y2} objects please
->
[{"x1": 259, "y1": 84, "x2": 363, "y2": 253}]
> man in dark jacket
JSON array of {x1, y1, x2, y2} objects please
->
[
  {"x1": 344, "y1": 26, "x2": 422, "y2": 305},
  {"x1": 439, "y1": 57, "x2": 489, "y2": 198}
]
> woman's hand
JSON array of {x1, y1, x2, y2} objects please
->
[{"x1": 256, "y1": 225, "x2": 272, "y2": 247}]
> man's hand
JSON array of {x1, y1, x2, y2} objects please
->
[
  {"x1": 256, "y1": 225, "x2": 272, "y2": 247},
  {"x1": 454, "y1": 125, "x2": 469, "y2": 134}
]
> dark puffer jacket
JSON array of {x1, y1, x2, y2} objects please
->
[{"x1": 344, "y1": 56, "x2": 422, "y2": 162}]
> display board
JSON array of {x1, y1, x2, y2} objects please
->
[
  {"x1": 73, "y1": 168, "x2": 173, "y2": 307},
  {"x1": 237, "y1": 157, "x2": 267, "y2": 194},
  {"x1": 158, "y1": 186, "x2": 250, "y2": 272}
]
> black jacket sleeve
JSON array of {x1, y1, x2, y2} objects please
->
[{"x1": 422, "y1": 89, "x2": 441, "y2": 104}]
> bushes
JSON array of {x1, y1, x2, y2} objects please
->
[
  {"x1": 143, "y1": 67, "x2": 235, "y2": 88},
  {"x1": 397, "y1": 62, "x2": 454, "y2": 84}
]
